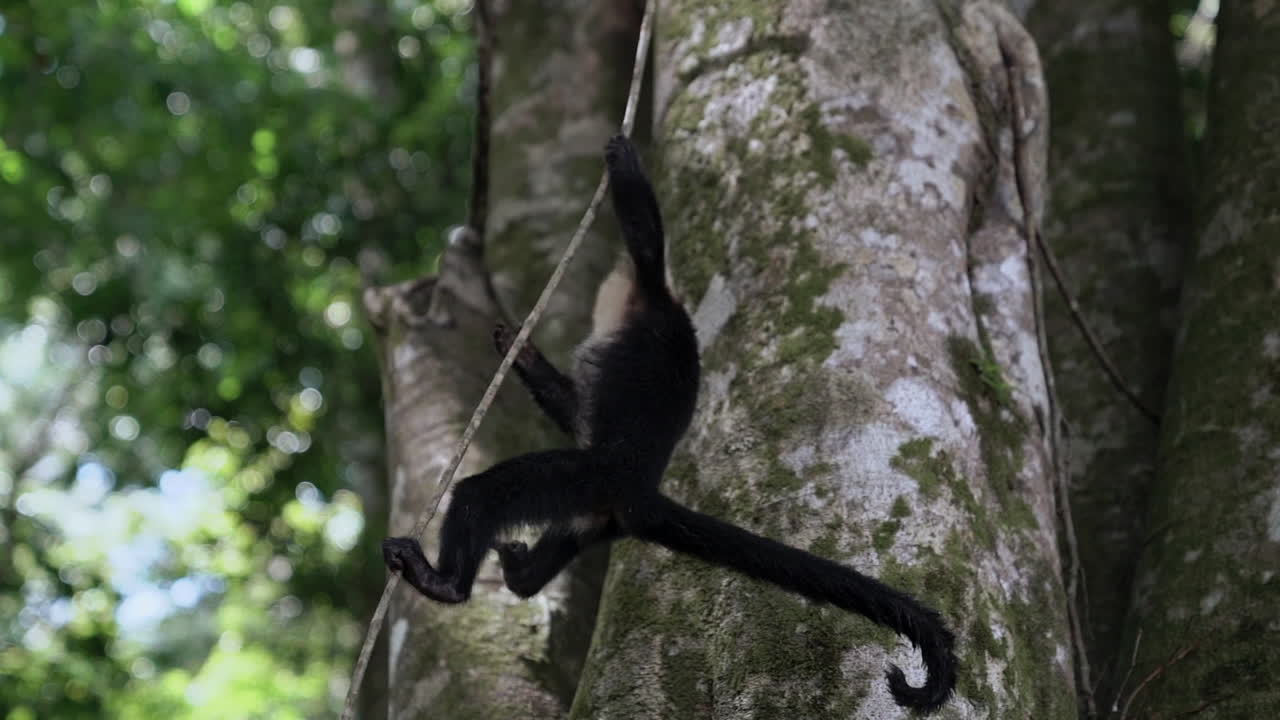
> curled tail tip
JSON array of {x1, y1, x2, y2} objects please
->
[{"x1": 885, "y1": 660, "x2": 956, "y2": 715}]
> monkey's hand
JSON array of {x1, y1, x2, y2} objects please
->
[
  {"x1": 382, "y1": 537, "x2": 468, "y2": 604},
  {"x1": 492, "y1": 324, "x2": 540, "y2": 368},
  {"x1": 382, "y1": 536, "x2": 428, "y2": 578},
  {"x1": 604, "y1": 135, "x2": 643, "y2": 178}
]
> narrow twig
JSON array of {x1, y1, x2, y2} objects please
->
[
  {"x1": 993, "y1": 10, "x2": 1163, "y2": 436},
  {"x1": 1111, "y1": 627, "x2": 1141, "y2": 712},
  {"x1": 1035, "y1": 235, "x2": 1160, "y2": 425},
  {"x1": 339, "y1": 3, "x2": 656, "y2": 717},
  {"x1": 1055, "y1": 431, "x2": 1095, "y2": 712},
  {"x1": 1118, "y1": 642, "x2": 1197, "y2": 719},
  {"x1": 1110, "y1": 629, "x2": 1142, "y2": 716},
  {"x1": 1171, "y1": 696, "x2": 1230, "y2": 717},
  {"x1": 999, "y1": 38, "x2": 1096, "y2": 718}
]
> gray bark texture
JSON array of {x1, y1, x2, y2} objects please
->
[
  {"x1": 365, "y1": 2, "x2": 637, "y2": 718},
  {"x1": 569, "y1": 1, "x2": 1076, "y2": 718},
  {"x1": 1024, "y1": 0, "x2": 1188, "y2": 706},
  {"x1": 1123, "y1": 2, "x2": 1280, "y2": 717}
]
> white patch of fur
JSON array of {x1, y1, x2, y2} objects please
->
[
  {"x1": 589, "y1": 258, "x2": 635, "y2": 341},
  {"x1": 568, "y1": 514, "x2": 607, "y2": 535},
  {"x1": 572, "y1": 256, "x2": 637, "y2": 447}
]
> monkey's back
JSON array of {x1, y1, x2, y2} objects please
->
[{"x1": 573, "y1": 295, "x2": 699, "y2": 477}]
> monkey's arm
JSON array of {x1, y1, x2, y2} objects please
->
[
  {"x1": 383, "y1": 449, "x2": 617, "y2": 603},
  {"x1": 604, "y1": 136, "x2": 665, "y2": 290},
  {"x1": 495, "y1": 519, "x2": 620, "y2": 597},
  {"x1": 493, "y1": 324, "x2": 579, "y2": 436}
]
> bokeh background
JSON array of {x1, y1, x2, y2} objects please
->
[
  {"x1": 0, "y1": 0, "x2": 1217, "y2": 717},
  {"x1": 0, "y1": 1, "x2": 474, "y2": 717}
]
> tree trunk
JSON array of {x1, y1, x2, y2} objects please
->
[
  {"x1": 1124, "y1": 3, "x2": 1280, "y2": 716},
  {"x1": 367, "y1": 2, "x2": 639, "y2": 718},
  {"x1": 1023, "y1": 0, "x2": 1188, "y2": 707},
  {"x1": 572, "y1": 2, "x2": 1076, "y2": 717}
]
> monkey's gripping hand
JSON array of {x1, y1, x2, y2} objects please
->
[
  {"x1": 382, "y1": 537, "x2": 468, "y2": 604},
  {"x1": 604, "y1": 134, "x2": 645, "y2": 178},
  {"x1": 492, "y1": 323, "x2": 540, "y2": 369}
]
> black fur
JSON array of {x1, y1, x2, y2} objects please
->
[{"x1": 383, "y1": 135, "x2": 957, "y2": 713}]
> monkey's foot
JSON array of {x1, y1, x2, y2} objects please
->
[
  {"x1": 381, "y1": 537, "x2": 468, "y2": 604},
  {"x1": 494, "y1": 540, "x2": 529, "y2": 562},
  {"x1": 494, "y1": 541, "x2": 539, "y2": 598}
]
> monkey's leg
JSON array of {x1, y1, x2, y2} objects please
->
[
  {"x1": 603, "y1": 136, "x2": 665, "y2": 290},
  {"x1": 495, "y1": 519, "x2": 620, "y2": 597},
  {"x1": 493, "y1": 323, "x2": 578, "y2": 435},
  {"x1": 382, "y1": 449, "x2": 615, "y2": 603}
]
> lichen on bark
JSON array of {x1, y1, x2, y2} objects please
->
[{"x1": 573, "y1": 2, "x2": 1076, "y2": 718}]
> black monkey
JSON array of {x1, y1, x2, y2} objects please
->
[{"x1": 382, "y1": 135, "x2": 957, "y2": 712}]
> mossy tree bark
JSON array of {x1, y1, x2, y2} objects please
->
[
  {"x1": 367, "y1": 2, "x2": 637, "y2": 718},
  {"x1": 1023, "y1": 0, "x2": 1188, "y2": 706},
  {"x1": 571, "y1": 2, "x2": 1076, "y2": 717},
  {"x1": 1123, "y1": 2, "x2": 1280, "y2": 716}
]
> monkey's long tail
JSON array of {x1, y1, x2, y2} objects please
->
[{"x1": 631, "y1": 494, "x2": 957, "y2": 713}]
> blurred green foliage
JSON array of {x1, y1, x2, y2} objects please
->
[
  {"x1": 1171, "y1": 0, "x2": 1215, "y2": 146},
  {"x1": 0, "y1": 0, "x2": 474, "y2": 717}
]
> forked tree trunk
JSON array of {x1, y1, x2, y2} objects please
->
[
  {"x1": 1123, "y1": 3, "x2": 1280, "y2": 716},
  {"x1": 1024, "y1": 0, "x2": 1188, "y2": 706},
  {"x1": 367, "y1": 2, "x2": 637, "y2": 718},
  {"x1": 570, "y1": 2, "x2": 1076, "y2": 717}
]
